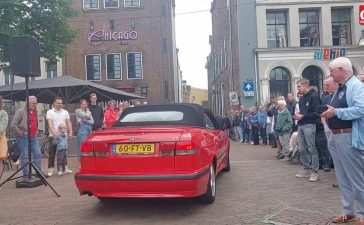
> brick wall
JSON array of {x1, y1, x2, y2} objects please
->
[{"x1": 64, "y1": 0, "x2": 177, "y2": 104}]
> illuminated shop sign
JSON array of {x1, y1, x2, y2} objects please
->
[
  {"x1": 314, "y1": 48, "x2": 345, "y2": 60},
  {"x1": 88, "y1": 30, "x2": 138, "y2": 45}
]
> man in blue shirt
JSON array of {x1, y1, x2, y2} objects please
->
[
  {"x1": 250, "y1": 107, "x2": 259, "y2": 145},
  {"x1": 257, "y1": 105, "x2": 268, "y2": 145},
  {"x1": 321, "y1": 57, "x2": 364, "y2": 225}
]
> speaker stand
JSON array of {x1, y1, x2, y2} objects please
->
[{"x1": 0, "y1": 76, "x2": 60, "y2": 197}]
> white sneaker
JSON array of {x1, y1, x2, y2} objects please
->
[
  {"x1": 14, "y1": 159, "x2": 20, "y2": 165},
  {"x1": 239, "y1": 140, "x2": 244, "y2": 143},
  {"x1": 47, "y1": 168, "x2": 54, "y2": 177},
  {"x1": 64, "y1": 166, "x2": 73, "y2": 174},
  {"x1": 250, "y1": 141, "x2": 254, "y2": 145},
  {"x1": 295, "y1": 169, "x2": 311, "y2": 178},
  {"x1": 57, "y1": 171, "x2": 63, "y2": 176},
  {"x1": 309, "y1": 172, "x2": 319, "y2": 182}
]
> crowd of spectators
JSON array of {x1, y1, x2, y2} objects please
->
[{"x1": 217, "y1": 57, "x2": 364, "y2": 224}]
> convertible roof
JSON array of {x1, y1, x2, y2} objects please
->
[{"x1": 114, "y1": 103, "x2": 212, "y2": 128}]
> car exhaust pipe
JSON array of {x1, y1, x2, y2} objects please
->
[{"x1": 82, "y1": 191, "x2": 93, "y2": 196}]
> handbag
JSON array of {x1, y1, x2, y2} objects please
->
[
  {"x1": 7, "y1": 138, "x2": 20, "y2": 163},
  {"x1": 74, "y1": 125, "x2": 80, "y2": 136},
  {"x1": 0, "y1": 134, "x2": 8, "y2": 160}
]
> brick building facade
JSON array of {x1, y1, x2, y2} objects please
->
[
  {"x1": 206, "y1": 0, "x2": 240, "y2": 116},
  {"x1": 64, "y1": 0, "x2": 179, "y2": 103}
]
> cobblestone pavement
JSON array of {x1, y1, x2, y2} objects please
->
[{"x1": 0, "y1": 141, "x2": 354, "y2": 225}]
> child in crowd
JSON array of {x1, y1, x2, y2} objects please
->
[{"x1": 53, "y1": 123, "x2": 69, "y2": 176}]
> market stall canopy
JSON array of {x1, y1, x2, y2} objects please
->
[{"x1": 0, "y1": 75, "x2": 144, "y2": 104}]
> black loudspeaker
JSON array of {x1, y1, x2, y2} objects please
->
[{"x1": 9, "y1": 36, "x2": 41, "y2": 77}]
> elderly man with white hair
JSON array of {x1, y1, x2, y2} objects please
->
[
  {"x1": 11, "y1": 96, "x2": 43, "y2": 179},
  {"x1": 274, "y1": 100, "x2": 292, "y2": 160},
  {"x1": 321, "y1": 57, "x2": 364, "y2": 225}
]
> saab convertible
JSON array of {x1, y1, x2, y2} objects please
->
[{"x1": 74, "y1": 103, "x2": 230, "y2": 204}]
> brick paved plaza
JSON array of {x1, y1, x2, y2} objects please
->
[{"x1": 0, "y1": 141, "x2": 353, "y2": 225}]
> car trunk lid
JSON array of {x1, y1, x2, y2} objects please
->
[{"x1": 91, "y1": 127, "x2": 185, "y2": 173}]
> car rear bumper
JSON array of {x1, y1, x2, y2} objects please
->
[{"x1": 74, "y1": 168, "x2": 210, "y2": 198}]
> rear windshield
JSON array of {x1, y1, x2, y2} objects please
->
[{"x1": 120, "y1": 111, "x2": 184, "y2": 123}]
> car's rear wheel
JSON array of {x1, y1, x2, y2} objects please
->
[
  {"x1": 223, "y1": 149, "x2": 230, "y2": 172},
  {"x1": 199, "y1": 164, "x2": 216, "y2": 204}
]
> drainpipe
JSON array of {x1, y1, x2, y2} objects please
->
[
  {"x1": 227, "y1": 0, "x2": 234, "y2": 99},
  {"x1": 254, "y1": 51, "x2": 260, "y2": 106}
]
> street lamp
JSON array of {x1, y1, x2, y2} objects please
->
[{"x1": 359, "y1": 30, "x2": 364, "y2": 46}]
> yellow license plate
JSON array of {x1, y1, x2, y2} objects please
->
[{"x1": 115, "y1": 144, "x2": 155, "y2": 155}]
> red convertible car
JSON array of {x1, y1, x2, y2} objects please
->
[{"x1": 74, "y1": 103, "x2": 230, "y2": 203}]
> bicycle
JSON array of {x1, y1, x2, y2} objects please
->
[{"x1": 41, "y1": 132, "x2": 51, "y2": 158}]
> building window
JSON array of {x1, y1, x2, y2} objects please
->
[
  {"x1": 3, "y1": 68, "x2": 12, "y2": 86},
  {"x1": 302, "y1": 66, "x2": 323, "y2": 95},
  {"x1": 84, "y1": 0, "x2": 99, "y2": 9},
  {"x1": 331, "y1": 8, "x2": 352, "y2": 46},
  {"x1": 269, "y1": 67, "x2": 291, "y2": 98},
  {"x1": 220, "y1": 47, "x2": 223, "y2": 71},
  {"x1": 266, "y1": 11, "x2": 288, "y2": 48},
  {"x1": 124, "y1": 0, "x2": 140, "y2": 7},
  {"x1": 164, "y1": 80, "x2": 169, "y2": 100},
  {"x1": 85, "y1": 55, "x2": 101, "y2": 81},
  {"x1": 89, "y1": 21, "x2": 94, "y2": 31},
  {"x1": 223, "y1": 36, "x2": 227, "y2": 68},
  {"x1": 105, "y1": 0, "x2": 119, "y2": 8},
  {"x1": 46, "y1": 62, "x2": 57, "y2": 78},
  {"x1": 161, "y1": 4, "x2": 166, "y2": 17},
  {"x1": 106, "y1": 53, "x2": 122, "y2": 80},
  {"x1": 129, "y1": 19, "x2": 136, "y2": 29},
  {"x1": 299, "y1": 10, "x2": 320, "y2": 47},
  {"x1": 127, "y1": 52, "x2": 143, "y2": 79},
  {"x1": 110, "y1": 20, "x2": 115, "y2": 30},
  {"x1": 163, "y1": 38, "x2": 167, "y2": 53}
]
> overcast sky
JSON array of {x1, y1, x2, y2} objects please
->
[{"x1": 175, "y1": 0, "x2": 212, "y2": 90}]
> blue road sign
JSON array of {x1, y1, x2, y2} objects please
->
[{"x1": 243, "y1": 81, "x2": 254, "y2": 92}]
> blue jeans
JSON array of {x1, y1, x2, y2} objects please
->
[
  {"x1": 244, "y1": 126, "x2": 250, "y2": 143},
  {"x1": 17, "y1": 137, "x2": 42, "y2": 177},
  {"x1": 251, "y1": 123, "x2": 259, "y2": 145},
  {"x1": 240, "y1": 123, "x2": 246, "y2": 142},
  {"x1": 77, "y1": 124, "x2": 92, "y2": 160},
  {"x1": 259, "y1": 126, "x2": 267, "y2": 144}
]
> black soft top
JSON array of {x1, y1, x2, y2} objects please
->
[{"x1": 114, "y1": 103, "x2": 218, "y2": 128}]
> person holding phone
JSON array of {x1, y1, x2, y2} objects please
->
[
  {"x1": 320, "y1": 77, "x2": 338, "y2": 140},
  {"x1": 294, "y1": 78, "x2": 321, "y2": 182},
  {"x1": 321, "y1": 57, "x2": 364, "y2": 224}
]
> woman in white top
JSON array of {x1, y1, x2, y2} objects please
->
[{"x1": 75, "y1": 99, "x2": 94, "y2": 161}]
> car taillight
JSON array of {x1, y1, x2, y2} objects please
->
[
  {"x1": 175, "y1": 141, "x2": 198, "y2": 156},
  {"x1": 80, "y1": 143, "x2": 93, "y2": 157},
  {"x1": 80, "y1": 143, "x2": 109, "y2": 157},
  {"x1": 159, "y1": 142, "x2": 176, "y2": 156},
  {"x1": 93, "y1": 143, "x2": 109, "y2": 157}
]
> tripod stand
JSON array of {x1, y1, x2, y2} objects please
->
[{"x1": 0, "y1": 76, "x2": 60, "y2": 197}]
